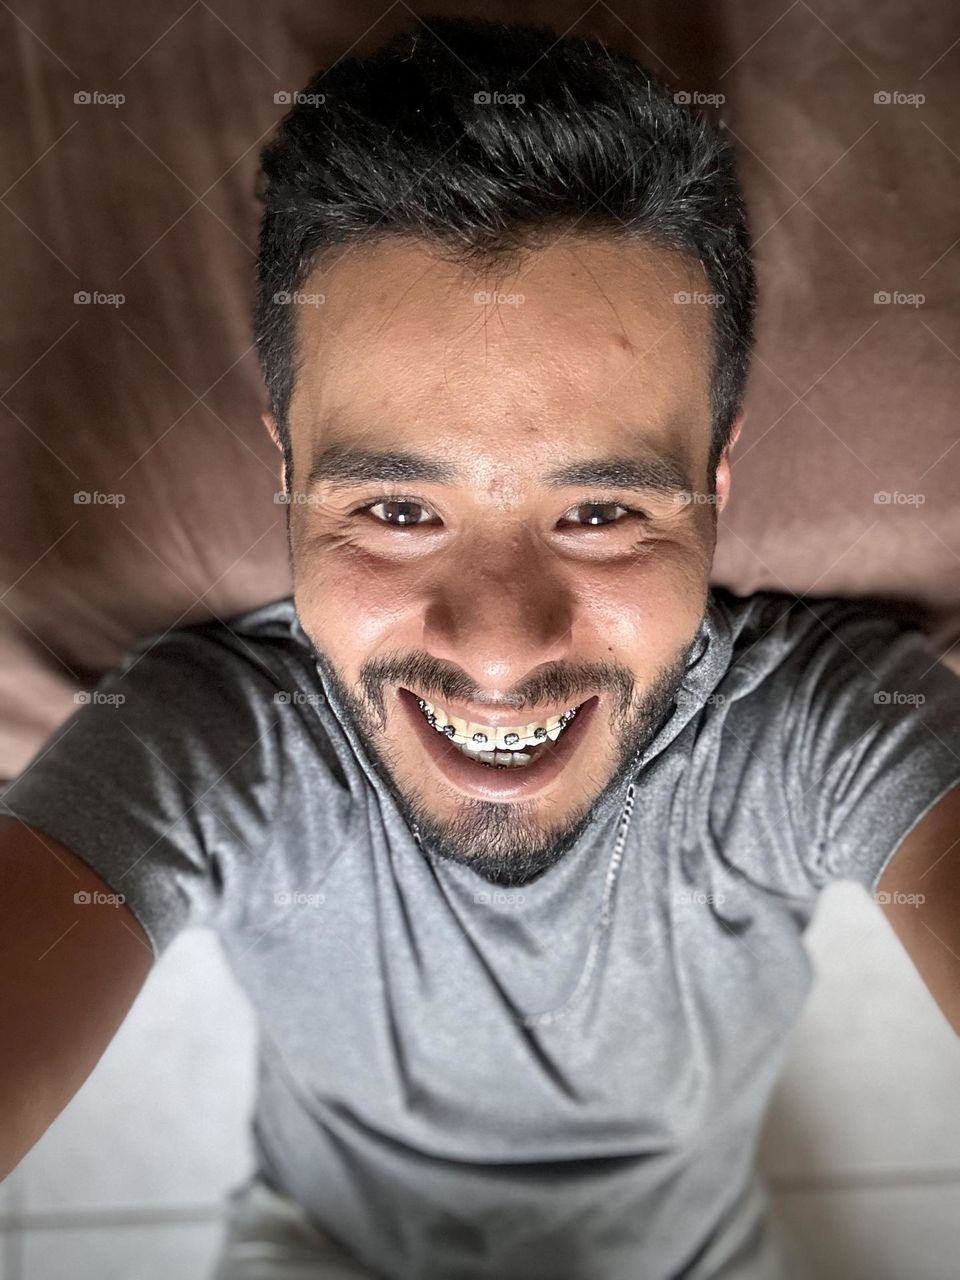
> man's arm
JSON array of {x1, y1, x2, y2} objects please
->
[
  {"x1": 875, "y1": 783, "x2": 960, "y2": 1035},
  {"x1": 0, "y1": 816, "x2": 154, "y2": 1178}
]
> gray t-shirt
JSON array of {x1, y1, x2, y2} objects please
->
[{"x1": 5, "y1": 588, "x2": 960, "y2": 1280}]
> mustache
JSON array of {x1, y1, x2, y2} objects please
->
[{"x1": 357, "y1": 653, "x2": 638, "y2": 719}]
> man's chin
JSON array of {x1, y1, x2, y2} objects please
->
[
  {"x1": 387, "y1": 713, "x2": 653, "y2": 886},
  {"x1": 402, "y1": 792, "x2": 600, "y2": 886}
]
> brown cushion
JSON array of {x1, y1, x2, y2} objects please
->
[{"x1": 2, "y1": 3, "x2": 958, "y2": 778}]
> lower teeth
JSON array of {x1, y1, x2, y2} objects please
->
[
  {"x1": 481, "y1": 751, "x2": 534, "y2": 769},
  {"x1": 455, "y1": 742, "x2": 537, "y2": 769}
]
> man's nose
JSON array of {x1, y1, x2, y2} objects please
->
[{"x1": 419, "y1": 536, "x2": 576, "y2": 696}]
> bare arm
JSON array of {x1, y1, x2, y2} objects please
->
[
  {"x1": 875, "y1": 783, "x2": 960, "y2": 1035},
  {"x1": 0, "y1": 815, "x2": 154, "y2": 1178}
]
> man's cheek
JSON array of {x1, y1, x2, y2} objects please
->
[
  {"x1": 581, "y1": 549, "x2": 705, "y2": 645},
  {"x1": 297, "y1": 566, "x2": 405, "y2": 660}
]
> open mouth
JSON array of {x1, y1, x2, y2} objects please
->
[{"x1": 396, "y1": 687, "x2": 599, "y2": 800}]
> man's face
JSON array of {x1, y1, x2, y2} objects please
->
[{"x1": 271, "y1": 236, "x2": 737, "y2": 882}]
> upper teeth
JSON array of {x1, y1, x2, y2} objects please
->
[{"x1": 414, "y1": 696, "x2": 580, "y2": 752}]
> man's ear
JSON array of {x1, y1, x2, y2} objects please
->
[
  {"x1": 261, "y1": 410, "x2": 287, "y2": 493},
  {"x1": 713, "y1": 409, "x2": 745, "y2": 514}
]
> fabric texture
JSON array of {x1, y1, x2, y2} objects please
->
[
  {"x1": 4, "y1": 588, "x2": 960, "y2": 1279},
  {"x1": 209, "y1": 1171, "x2": 795, "y2": 1279},
  {"x1": 211, "y1": 1173, "x2": 381, "y2": 1279}
]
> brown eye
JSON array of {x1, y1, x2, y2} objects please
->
[
  {"x1": 562, "y1": 502, "x2": 640, "y2": 528},
  {"x1": 364, "y1": 498, "x2": 435, "y2": 527},
  {"x1": 355, "y1": 497, "x2": 646, "y2": 532}
]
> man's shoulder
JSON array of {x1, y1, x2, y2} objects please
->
[
  {"x1": 696, "y1": 586, "x2": 939, "y2": 724},
  {"x1": 141, "y1": 594, "x2": 301, "y2": 650},
  {"x1": 121, "y1": 595, "x2": 312, "y2": 688},
  {"x1": 708, "y1": 586, "x2": 924, "y2": 670}
]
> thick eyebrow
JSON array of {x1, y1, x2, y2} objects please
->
[
  {"x1": 543, "y1": 454, "x2": 692, "y2": 495},
  {"x1": 305, "y1": 443, "x2": 693, "y2": 497}
]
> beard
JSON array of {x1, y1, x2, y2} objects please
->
[{"x1": 303, "y1": 626, "x2": 701, "y2": 887}]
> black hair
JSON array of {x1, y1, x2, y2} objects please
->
[{"x1": 254, "y1": 16, "x2": 756, "y2": 480}]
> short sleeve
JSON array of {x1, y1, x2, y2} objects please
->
[
  {"x1": 0, "y1": 624, "x2": 284, "y2": 959},
  {"x1": 773, "y1": 600, "x2": 960, "y2": 892}
]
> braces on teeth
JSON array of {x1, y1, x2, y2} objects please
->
[{"x1": 415, "y1": 697, "x2": 581, "y2": 769}]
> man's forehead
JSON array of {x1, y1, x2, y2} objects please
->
[
  {"x1": 294, "y1": 236, "x2": 714, "y2": 384},
  {"x1": 288, "y1": 238, "x2": 715, "y2": 474}
]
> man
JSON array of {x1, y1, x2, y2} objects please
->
[{"x1": 2, "y1": 16, "x2": 958, "y2": 1280}]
